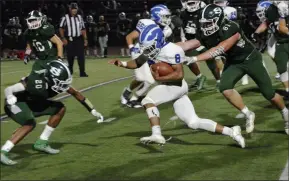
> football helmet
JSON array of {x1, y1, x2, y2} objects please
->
[
  {"x1": 181, "y1": 0, "x2": 205, "y2": 13},
  {"x1": 214, "y1": 0, "x2": 229, "y2": 7},
  {"x1": 150, "y1": 4, "x2": 171, "y2": 26},
  {"x1": 142, "y1": 11, "x2": 150, "y2": 18},
  {"x1": 256, "y1": 1, "x2": 272, "y2": 22},
  {"x1": 26, "y1": 10, "x2": 44, "y2": 29},
  {"x1": 8, "y1": 18, "x2": 16, "y2": 25},
  {"x1": 199, "y1": 4, "x2": 224, "y2": 36},
  {"x1": 119, "y1": 12, "x2": 126, "y2": 20},
  {"x1": 139, "y1": 24, "x2": 165, "y2": 60},
  {"x1": 45, "y1": 60, "x2": 72, "y2": 94},
  {"x1": 87, "y1": 15, "x2": 93, "y2": 23}
]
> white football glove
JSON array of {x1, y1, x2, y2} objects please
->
[
  {"x1": 91, "y1": 109, "x2": 104, "y2": 123},
  {"x1": 6, "y1": 95, "x2": 17, "y2": 105},
  {"x1": 185, "y1": 27, "x2": 196, "y2": 34}
]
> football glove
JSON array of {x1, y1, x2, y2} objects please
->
[
  {"x1": 6, "y1": 95, "x2": 17, "y2": 105},
  {"x1": 251, "y1": 33, "x2": 260, "y2": 43}
]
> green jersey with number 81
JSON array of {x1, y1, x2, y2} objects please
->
[{"x1": 24, "y1": 22, "x2": 56, "y2": 60}]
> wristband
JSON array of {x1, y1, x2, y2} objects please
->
[
  {"x1": 81, "y1": 98, "x2": 94, "y2": 112},
  {"x1": 121, "y1": 61, "x2": 128, "y2": 67},
  {"x1": 128, "y1": 44, "x2": 134, "y2": 49}
]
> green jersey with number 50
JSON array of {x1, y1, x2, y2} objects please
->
[
  {"x1": 197, "y1": 20, "x2": 256, "y2": 64},
  {"x1": 24, "y1": 22, "x2": 56, "y2": 60}
]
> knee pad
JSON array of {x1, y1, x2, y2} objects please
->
[
  {"x1": 146, "y1": 107, "x2": 160, "y2": 119},
  {"x1": 141, "y1": 96, "x2": 155, "y2": 106},
  {"x1": 280, "y1": 71, "x2": 288, "y2": 82}
]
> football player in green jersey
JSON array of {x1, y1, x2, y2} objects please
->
[
  {"x1": 253, "y1": 1, "x2": 289, "y2": 93},
  {"x1": 23, "y1": 10, "x2": 64, "y2": 72},
  {"x1": 1, "y1": 60, "x2": 103, "y2": 166},
  {"x1": 187, "y1": 4, "x2": 288, "y2": 135}
]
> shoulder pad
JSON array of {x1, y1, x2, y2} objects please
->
[{"x1": 136, "y1": 19, "x2": 156, "y2": 32}]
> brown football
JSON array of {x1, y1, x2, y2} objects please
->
[{"x1": 151, "y1": 62, "x2": 174, "y2": 76}]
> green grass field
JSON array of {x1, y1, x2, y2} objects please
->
[{"x1": 0, "y1": 56, "x2": 288, "y2": 180}]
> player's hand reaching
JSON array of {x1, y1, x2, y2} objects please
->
[
  {"x1": 108, "y1": 59, "x2": 127, "y2": 68},
  {"x1": 150, "y1": 66, "x2": 160, "y2": 81}
]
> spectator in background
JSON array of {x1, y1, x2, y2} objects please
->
[
  {"x1": 116, "y1": 12, "x2": 132, "y2": 57},
  {"x1": 59, "y1": 2, "x2": 88, "y2": 77},
  {"x1": 3, "y1": 18, "x2": 22, "y2": 59},
  {"x1": 97, "y1": 15, "x2": 110, "y2": 58},
  {"x1": 85, "y1": 15, "x2": 99, "y2": 57},
  {"x1": 142, "y1": 11, "x2": 150, "y2": 19},
  {"x1": 132, "y1": 13, "x2": 141, "y2": 29}
]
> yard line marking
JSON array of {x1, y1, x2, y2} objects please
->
[
  {"x1": 279, "y1": 160, "x2": 288, "y2": 181},
  {"x1": 169, "y1": 115, "x2": 178, "y2": 121},
  {"x1": 39, "y1": 120, "x2": 48, "y2": 125},
  {"x1": 1, "y1": 76, "x2": 133, "y2": 122},
  {"x1": 103, "y1": 117, "x2": 117, "y2": 123},
  {"x1": 1, "y1": 70, "x2": 29, "y2": 75}
]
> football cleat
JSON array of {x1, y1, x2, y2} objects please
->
[
  {"x1": 1, "y1": 151, "x2": 17, "y2": 166},
  {"x1": 231, "y1": 126, "x2": 245, "y2": 148},
  {"x1": 33, "y1": 139, "x2": 60, "y2": 154},
  {"x1": 126, "y1": 100, "x2": 142, "y2": 108},
  {"x1": 235, "y1": 113, "x2": 246, "y2": 119},
  {"x1": 140, "y1": 135, "x2": 166, "y2": 145},
  {"x1": 190, "y1": 75, "x2": 207, "y2": 91},
  {"x1": 282, "y1": 111, "x2": 289, "y2": 135},
  {"x1": 275, "y1": 73, "x2": 280, "y2": 80},
  {"x1": 120, "y1": 88, "x2": 131, "y2": 105},
  {"x1": 245, "y1": 112, "x2": 255, "y2": 133}
]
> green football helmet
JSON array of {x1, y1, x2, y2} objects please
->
[
  {"x1": 45, "y1": 60, "x2": 72, "y2": 94},
  {"x1": 199, "y1": 4, "x2": 224, "y2": 36},
  {"x1": 26, "y1": 10, "x2": 44, "y2": 29}
]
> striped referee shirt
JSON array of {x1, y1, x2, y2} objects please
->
[{"x1": 60, "y1": 14, "x2": 85, "y2": 37}]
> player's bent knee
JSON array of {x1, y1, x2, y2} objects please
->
[
  {"x1": 221, "y1": 89, "x2": 234, "y2": 97},
  {"x1": 262, "y1": 90, "x2": 275, "y2": 101},
  {"x1": 146, "y1": 107, "x2": 160, "y2": 119},
  {"x1": 24, "y1": 119, "x2": 37, "y2": 128},
  {"x1": 141, "y1": 96, "x2": 155, "y2": 106}
]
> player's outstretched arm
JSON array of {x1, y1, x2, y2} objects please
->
[
  {"x1": 109, "y1": 54, "x2": 149, "y2": 69},
  {"x1": 151, "y1": 64, "x2": 184, "y2": 82},
  {"x1": 194, "y1": 33, "x2": 240, "y2": 62},
  {"x1": 278, "y1": 18, "x2": 289, "y2": 35},
  {"x1": 176, "y1": 39, "x2": 201, "y2": 52},
  {"x1": 67, "y1": 87, "x2": 103, "y2": 121},
  {"x1": 50, "y1": 35, "x2": 64, "y2": 59}
]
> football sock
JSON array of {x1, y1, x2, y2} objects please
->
[
  {"x1": 1, "y1": 140, "x2": 14, "y2": 152},
  {"x1": 222, "y1": 127, "x2": 233, "y2": 137},
  {"x1": 241, "y1": 106, "x2": 251, "y2": 118},
  {"x1": 281, "y1": 108, "x2": 288, "y2": 120},
  {"x1": 196, "y1": 74, "x2": 203, "y2": 79},
  {"x1": 40, "y1": 125, "x2": 55, "y2": 141},
  {"x1": 216, "y1": 80, "x2": 220, "y2": 83},
  {"x1": 152, "y1": 125, "x2": 161, "y2": 136},
  {"x1": 286, "y1": 88, "x2": 289, "y2": 92}
]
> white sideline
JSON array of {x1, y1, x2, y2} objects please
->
[
  {"x1": 279, "y1": 160, "x2": 288, "y2": 181},
  {"x1": 0, "y1": 76, "x2": 133, "y2": 122}
]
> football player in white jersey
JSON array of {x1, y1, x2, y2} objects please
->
[
  {"x1": 214, "y1": 0, "x2": 250, "y2": 86},
  {"x1": 110, "y1": 24, "x2": 245, "y2": 148},
  {"x1": 120, "y1": 4, "x2": 173, "y2": 108}
]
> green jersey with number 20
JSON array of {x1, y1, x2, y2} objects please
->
[{"x1": 24, "y1": 22, "x2": 56, "y2": 60}]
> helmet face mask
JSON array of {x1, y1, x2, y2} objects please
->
[
  {"x1": 200, "y1": 5, "x2": 224, "y2": 36},
  {"x1": 182, "y1": 0, "x2": 201, "y2": 12},
  {"x1": 26, "y1": 11, "x2": 43, "y2": 29}
]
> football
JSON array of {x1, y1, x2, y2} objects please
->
[{"x1": 151, "y1": 62, "x2": 174, "y2": 76}]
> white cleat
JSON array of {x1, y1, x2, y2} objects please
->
[
  {"x1": 231, "y1": 126, "x2": 245, "y2": 148},
  {"x1": 241, "y1": 75, "x2": 249, "y2": 85},
  {"x1": 246, "y1": 112, "x2": 255, "y2": 133},
  {"x1": 140, "y1": 135, "x2": 166, "y2": 145},
  {"x1": 97, "y1": 115, "x2": 104, "y2": 123},
  {"x1": 235, "y1": 113, "x2": 246, "y2": 119},
  {"x1": 282, "y1": 112, "x2": 289, "y2": 135}
]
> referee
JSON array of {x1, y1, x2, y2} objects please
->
[{"x1": 59, "y1": 2, "x2": 88, "y2": 77}]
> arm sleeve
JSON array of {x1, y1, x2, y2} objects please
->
[{"x1": 4, "y1": 83, "x2": 26, "y2": 98}]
